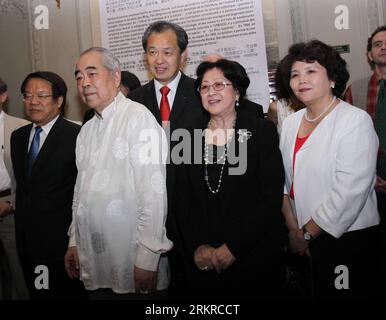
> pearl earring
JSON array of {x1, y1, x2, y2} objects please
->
[
  {"x1": 331, "y1": 82, "x2": 335, "y2": 88},
  {"x1": 235, "y1": 100, "x2": 239, "y2": 107}
]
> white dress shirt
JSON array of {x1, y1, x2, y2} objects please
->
[
  {"x1": 69, "y1": 92, "x2": 172, "y2": 293},
  {"x1": 28, "y1": 115, "x2": 59, "y2": 152},
  {"x1": 154, "y1": 71, "x2": 182, "y2": 110}
]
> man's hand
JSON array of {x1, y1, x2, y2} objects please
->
[
  {"x1": 0, "y1": 201, "x2": 13, "y2": 220},
  {"x1": 134, "y1": 266, "x2": 157, "y2": 294},
  {"x1": 64, "y1": 246, "x2": 80, "y2": 279}
]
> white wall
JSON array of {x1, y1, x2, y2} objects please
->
[
  {"x1": 0, "y1": 0, "x2": 93, "y2": 121},
  {"x1": 0, "y1": 0, "x2": 31, "y2": 118}
]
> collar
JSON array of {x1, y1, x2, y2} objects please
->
[
  {"x1": 154, "y1": 71, "x2": 181, "y2": 94},
  {"x1": 374, "y1": 69, "x2": 386, "y2": 83},
  {"x1": 33, "y1": 114, "x2": 59, "y2": 135},
  {"x1": 0, "y1": 110, "x2": 4, "y2": 125},
  {"x1": 94, "y1": 92, "x2": 124, "y2": 121}
]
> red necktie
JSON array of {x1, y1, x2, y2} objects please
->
[{"x1": 160, "y1": 86, "x2": 171, "y2": 122}]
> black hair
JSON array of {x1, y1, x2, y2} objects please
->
[
  {"x1": 21, "y1": 71, "x2": 67, "y2": 109},
  {"x1": 121, "y1": 71, "x2": 141, "y2": 93},
  {"x1": 142, "y1": 21, "x2": 188, "y2": 53},
  {"x1": 0, "y1": 77, "x2": 7, "y2": 94},
  {"x1": 284, "y1": 40, "x2": 349, "y2": 97},
  {"x1": 195, "y1": 59, "x2": 250, "y2": 99}
]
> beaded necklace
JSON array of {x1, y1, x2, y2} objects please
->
[{"x1": 203, "y1": 118, "x2": 236, "y2": 194}]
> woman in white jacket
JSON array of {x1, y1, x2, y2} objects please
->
[{"x1": 279, "y1": 40, "x2": 381, "y2": 299}]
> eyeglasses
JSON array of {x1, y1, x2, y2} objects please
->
[
  {"x1": 22, "y1": 92, "x2": 53, "y2": 102},
  {"x1": 198, "y1": 82, "x2": 233, "y2": 94}
]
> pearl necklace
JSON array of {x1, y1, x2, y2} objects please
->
[
  {"x1": 204, "y1": 144, "x2": 228, "y2": 194},
  {"x1": 204, "y1": 118, "x2": 236, "y2": 194},
  {"x1": 304, "y1": 96, "x2": 336, "y2": 123}
]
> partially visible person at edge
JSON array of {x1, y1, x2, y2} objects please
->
[
  {"x1": 168, "y1": 58, "x2": 287, "y2": 299},
  {"x1": 83, "y1": 70, "x2": 141, "y2": 124},
  {"x1": 64, "y1": 47, "x2": 172, "y2": 300},
  {"x1": 280, "y1": 39, "x2": 380, "y2": 299},
  {"x1": 268, "y1": 53, "x2": 304, "y2": 135},
  {"x1": 343, "y1": 26, "x2": 386, "y2": 283},
  {"x1": 0, "y1": 77, "x2": 29, "y2": 300}
]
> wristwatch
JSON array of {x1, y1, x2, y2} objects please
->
[{"x1": 302, "y1": 225, "x2": 313, "y2": 242}]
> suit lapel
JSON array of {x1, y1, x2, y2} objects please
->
[
  {"x1": 29, "y1": 117, "x2": 64, "y2": 178},
  {"x1": 16, "y1": 123, "x2": 32, "y2": 181},
  {"x1": 169, "y1": 74, "x2": 189, "y2": 126},
  {"x1": 144, "y1": 81, "x2": 162, "y2": 124}
]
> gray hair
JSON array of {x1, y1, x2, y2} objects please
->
[
  {"x1": 142, "y1": 21, "x2": 188, "y2": 53},
  {"x1": 80, "y1": 47, "x2": 121, "y2": 73}
]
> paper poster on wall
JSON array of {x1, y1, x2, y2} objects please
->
[{"x1": 99, "y1": 0, "x2": 270, "y2": 111}]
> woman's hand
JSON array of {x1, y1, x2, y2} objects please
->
[
  {"x1": 212, "y1": 244, "x2": 236, "y2": 273},
  {"x1": 290, "y1": 229, "x2": 309, "y2": 256},
  {"x1": 194, "y1": 244, "x2": 216, "y2": 271}
]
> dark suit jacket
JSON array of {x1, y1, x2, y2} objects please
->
[
  {"x1": 129, "y1": 73, "x2": 204, "y2": 133},
  {"x1": 240, "y1": 98, "x2": 264, "y2": 118},
  {"x1": 11, "y1": 117, "x2": 80, "y2": 263},
  {"x1": 169, "y1": 106, "x2": 287, "y2": 298},
  {"x1": 129, "y1": 73, "x2": 205, "y2": 202}
]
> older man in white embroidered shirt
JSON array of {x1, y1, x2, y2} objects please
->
[{"x1": 65, "y1": 47, "x2": 172, "y2": 298}]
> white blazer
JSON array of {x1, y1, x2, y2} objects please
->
[{"x1": 280, "y1": 101, "x2": 380, "y2": 238}]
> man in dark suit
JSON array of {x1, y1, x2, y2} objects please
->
[
  {"x1": 129, "y1": 21, "x2": 205, "y2": 221},
  {"x1": 129, "y1": 21, "x2": 205, "y2": 297},
  {"x1": 11, "y1": 72, "x2": 85, "y2": 300},
  {"x1": 129, "y1": 20, "x2": 204, "y2": 133}
]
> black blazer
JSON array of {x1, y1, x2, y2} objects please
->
[
  {"x1": 11, "y1": 117, "x2": 80, "y2": 263},
  {"x1": 169, "y1": 107, "x2": 286, "y2": 296},
  {"x1": 240, "y1": 98, "x2": 264, "y2": 118}
]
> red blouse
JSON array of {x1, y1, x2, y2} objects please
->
[{"x1": 289, "y1": 134, "x2": 310, "y2": 200}]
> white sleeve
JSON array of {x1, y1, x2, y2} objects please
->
[
  {"x1": 129, "y1": 112, "x2": 172, "y2": 271},
  {"x1": 312, "y1": 112, "x2": 378, "y2": 237}
]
